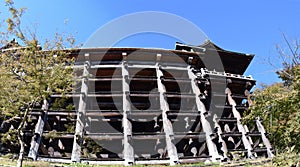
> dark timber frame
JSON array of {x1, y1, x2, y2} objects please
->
[{"x1": 4, "y1": 41, "x2": 274, "y2": 165}]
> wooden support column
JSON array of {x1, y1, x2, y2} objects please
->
[
  {"x1": 71, "y1": 54, "x2": 90, "y2": 162},
  {"x1": 28, "y1": 99, "x2": 49, "y2": 160},
  {"x1": 155, "y1": 54, "x2": 179, "y2": 166},
  {"x1": 241, "y1": 82, "x2": 255, "y2": 147},
  {"x1": 212, "y1": 114, "x2": 229, "y2": 160},
  {"x1": 121, "y1": 53, "x2": 135, "y2": 165},
  {"x1": 187, "y1": 66, "x2": 222, "y2": 161},
  {"x1": 244, "y1": 82, "x2": 273, "y2": 157},
  {"x1": 225, "y1": 87, "x2": 254, "y2": 158},
  {"x1": 256, "y1": 118, "x2": 274, "y2": 158}
]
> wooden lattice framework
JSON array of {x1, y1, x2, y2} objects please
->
[{"x1": 0, "y1": 41, "x2": 274, "y2": 165}]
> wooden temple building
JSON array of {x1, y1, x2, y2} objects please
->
[{"x1": 0, "y1": 40, "x2": 274, "y2": 165}]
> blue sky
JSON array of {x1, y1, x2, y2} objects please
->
[{"x1": 1, "y1": 0, "x2": 300, "y2": 85}]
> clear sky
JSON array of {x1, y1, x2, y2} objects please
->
[{"x1": 1, "y1": 0, "x2": 300, "y2": 85}]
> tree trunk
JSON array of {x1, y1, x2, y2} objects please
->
[
  {"x1": 16, "y1": 105, "x2": 31, "y2": 167},
  {"x1": 17, "y1": 134, "x2": 24, "y2": 167}
]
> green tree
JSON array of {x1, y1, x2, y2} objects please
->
[
  {"x1": 244, "y1": 35, "x2": 300, "y2": 155},
  {"x1": 0, "y1": 1, "x2": 75, "y2": 167}
]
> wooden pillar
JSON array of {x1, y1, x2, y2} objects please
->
[
  {"x1": 71, "y1": 54, "x2": 90, "y2": 162},
  {"x1": 155, "y1": 54, "x2": 179, "y2": 166},
  {"x1": 225, "y1": 87, "x2": 254, "y2": 158},
  {"x1": 28, "y1": 99, "x2": 49, "y2": 160},
  {"x1": 244, "y1": 82, "x2": 273, "y2": 157},
  {"x1": 121, "y1": 53, "x2": 135, "y2": 165},
  {"x1": 187, "y1": 66, "x2": 222, "y2": 161},
  {"x1": 256, "y1": 118, "x2": 274, "y2": 158},
  {"x1": 212, "y1": 114, "x2": 229, "y2": 160}
]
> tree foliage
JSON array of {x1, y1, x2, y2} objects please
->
[
  {"x1": 244, "y1": 35, "x2": 300, "y2": 154},
  {"x1": 0, "y1": 40, "x2": 74, "y2": 116}
]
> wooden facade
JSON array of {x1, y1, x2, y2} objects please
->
[{"x1": 0, "y1": 41, "x2": 274, "y2": 165}]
